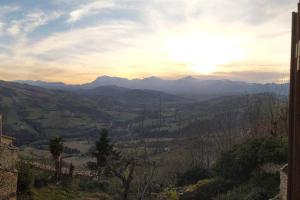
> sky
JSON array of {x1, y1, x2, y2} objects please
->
[{"x1": 0, "y1": 0, "x2": 296, "y2": 83}]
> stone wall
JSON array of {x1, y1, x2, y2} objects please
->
[
  {"x1": 279, "y1": 164, "x2": 288, "y2": 200},
  {"x1": 0, "y1": 145, "x2": 18, "y2": 170},
  {"x1": 0, "y1": 142, "x2": 18, "y2": 200},
  {"x1": 0, "y1": 169, "x2": 17, "y2": 200}
]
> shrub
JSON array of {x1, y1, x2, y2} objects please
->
[
  {"x1": 214, "y1": 137, "x2": 287, "y2": 181},
  {"x1": 213, "y1": 184, "x2": 251, "y2": 200},
  {"x1": 213, "y1": 173, "x2": 279, "y2": 200},
  {"x1": 17, "y1": 163, "x2": 34, "y2": 194},
  {"x1": 177, "y1": 166, "x2": 211, "y2": 186},
  {"x1": 33, "y1": 171, "x2": 52, "y2": 188},
  {"x1": 243, "y1": 188, "x2": 268, "y2": 200},
  {"x1": 166, "y1": 189, "x2": 179, "y2": 200},
  {"x1": 181, "y1": 178, "x2": 235, "y2": 200},
  {"x1": 79, "y1": 178, "x2": 108, "y2": 192}
]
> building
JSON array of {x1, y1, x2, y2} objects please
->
[{"x1": 0, "y1": 115, "x2": 18, "y2": 200}]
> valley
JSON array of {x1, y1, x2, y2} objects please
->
[{"x1": 0, "y1": 78, "x2": 289, "y2": 200}]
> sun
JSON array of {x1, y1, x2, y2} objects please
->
[{"x1": 165, "y1": 33, "x2": 245, "y2": 75}]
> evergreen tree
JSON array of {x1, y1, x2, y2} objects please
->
[
  {"x1": 92, "y1": 129, "x2": 118, "y2": 178},
  {"x1": 49, "y1": 137, "x2": 63, "y2": 182}
]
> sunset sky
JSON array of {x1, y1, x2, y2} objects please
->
[{"x1": 0, "y1": 0, "x2": 295, "y2": 83}]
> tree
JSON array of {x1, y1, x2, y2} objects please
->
[
  {"x1": 69, "y1": 163, "x2": 75, "y2": 177},
  {"x1": 90, "y1": 129, "x2": 139, "y2": 200},
  {"x1": 92, "y1": 129, "x2": 116, "y2": 179},
  {"x1": 49, "y1": 137, "x2": 63, "y2": 183},
  {"x1": 109, "y1": 156, "x2": 138, "y2": 200}
]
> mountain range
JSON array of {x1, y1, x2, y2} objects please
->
[
  {"x1": 17, "y1": 76, "x2": 289, "y2": 100},
  {"x1": 0, "y1": 78, "x2": 288, "y2": 146}
]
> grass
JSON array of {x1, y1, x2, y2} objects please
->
[{"x1": 30, "y1": 185, "x2": 112, "y2": 200}]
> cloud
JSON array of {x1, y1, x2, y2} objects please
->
[
  {"x1": 67, "y1": 0, "x2": 115, "y2": 22},
  {"x1": 0, "y1": 5, "x2": 19, "y2": 16},
  {"x1": 7, "y1": 10, "x2": 62, "y2": 36},
  {"x1": 211, "y1": 71, "x2": 289, "y2": 83},
  {"x1": 0, "y1": 0, "x2": 295, "y2": 83}
]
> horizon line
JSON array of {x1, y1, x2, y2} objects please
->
[{"x1": 9, "y1": 74, "x2": 289, "y2": 86}]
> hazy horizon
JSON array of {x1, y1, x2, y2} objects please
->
[
  {"x1": 0, "y1": 0, "x2": 293, "y2": 84},
  {"x1": 12, "y1": 74, "x2": 290, "y2": 85}
]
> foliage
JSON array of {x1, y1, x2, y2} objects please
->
[
  {"x1": 243, "y1": 188, "x2": 268, "y2": 200},
  {"x1": 181, "y1": 178, "x2": 235, "y2": 200},
  {"x1": 17, "y1": 162, "x2": 34, "y2": 194},
  {"x1": 213, "y1": 172, "x2": 279, "y2": 200},
  {"x1": 165, "y1": 189, "x2": 179, "y2": 200},
  {"x1": 89, "y1": 129, "x2": 120, "y2": 178},
  {"x1": 78, "y1": 178, "x2": 108, "y2": 192},
  {"x1": 177, "y1": 166, "x2": 211, "y2": 186},
  {"x1": 90, "y1": 129, "x2": 138, "y2": 200},
  {"x1": 49, "y1": 136, "x2": 64, "y2": 182},
  {"x1": 214, "y1": 137, "x2": 287, "y2": 181},
  {"x1": 49, "y1": 137, "x2": 64, "y2": 160},
  {"x1": 33, "y1": 170, "x2": 52, "y2": 188}
]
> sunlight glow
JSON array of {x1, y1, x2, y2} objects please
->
[{"x1": 165, "y1": 34, "x2": 246, "y2": 75}]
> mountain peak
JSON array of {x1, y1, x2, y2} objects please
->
[
  {"x1": 93, "y1": 76, "x2": 128, "y2": 82},
  {"x1": 143, "y1": 76, "x2": 162, "y2": 81},
  {"x1": 177, "y1": 76, "x2": 199, "y2": 81}
]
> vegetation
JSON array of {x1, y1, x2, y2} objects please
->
[
  {"x1": 49, "y1": 137, "x2": 64, "y2": 182},
  {"x1": 176, "y1": 166, "x2": 211, "y2": 186},
  {"x1": 17, "y1": 162, "x2": 34, "y2": 194},
  {"x1": 89, "y1": 129, "x2": 139, "y2": 200},
  {"x1": 214, "y1": 136, "x2": 288, "y2": 181},
  {"x1": 1, "y1": 79, "x2": 289, "y2": 199},
  {"x1": 178, "y1": 136, "x2": 287, "y2": 200},
  {"x1": 213, "y1": 173, "x2": 280, "y2": 200}
]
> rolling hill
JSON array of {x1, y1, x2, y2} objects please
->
[
  {"x1": 0, "y1": 81, "x2": 188, "y2": 145},
  {"x1": 81, "y1": 85, "x2": 190, "y2": 105}
]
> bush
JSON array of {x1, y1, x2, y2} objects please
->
[
  {"x1": 33, "y1": 171, "x2": 52, "y2": 188},
  {"x1": 177, "y1": 166, "x2": 211, "y2": 186},
  {"x1": 213, "y1": 172, "x2": 279, "y2": 200},
  {"x1": 243, "y1": 188, "x2": 268, "y2": 200},
  {"x1": 79, "y1": 178, "x2": 108, "y2": 192},
  {"x1": 181, "y1": 178, "x2": 236, "y2": 200},
  {"x1": 213, "y1": 184, "x2": 251, "y2": 200},
  {"x1": 214, "y1": 137, "x2": 287, "y2": 181},
  {"x1": 17, "y1": 163, "x2": 34, "y2": 194}
]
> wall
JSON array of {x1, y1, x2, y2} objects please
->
[
  {"x1": 0, "y1": 169, "x2": 17, "y2": 200},
  {"x1": 0, "y1": 142, "x2": 18, "y2": 200},
  {"x1": 0, "y1": 145, "x2": 18, "y2": 170},
  {"x1": 279, "y1": 164, "x2": 288, "y2": 200}
]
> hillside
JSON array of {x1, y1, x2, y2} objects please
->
[
  {"x1": 82, "y1": 85, "x2": 190, "y2": 105},
  {"x1": 0, "y1": 81, "x2": 115, "y2": 145},
  {"x1": 0, "y1": 81, "x2": 188, "y2": 145},
  {"x1": 0, "y1": 80, "x2": 287, "y2": 146}
]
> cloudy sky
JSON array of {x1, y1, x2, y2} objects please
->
[{"x1": 0, "y1": 0, "x2": 296, "y2": 83}]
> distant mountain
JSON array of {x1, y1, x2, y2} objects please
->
[
  {"x1": 82, "y1": 85, "x2": 190, "y2": 104},
  {"x1": 16, "y1": 76, "x2": 289, "y2": 100},
  {"x1": 16, "y1": 80, "x2": 71, "y2": 89}
]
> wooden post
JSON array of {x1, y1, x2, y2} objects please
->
[
  {"x1": 288, "y1": 2, "x2": 300, "y2": 199},
  {"x1": 0, "y1": 114, "x2": 2, "y2": 144}
]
